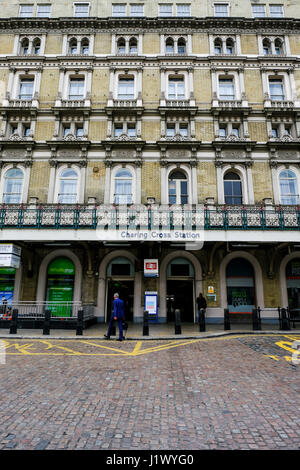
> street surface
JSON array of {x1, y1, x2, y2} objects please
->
[{"x1": 0, "y1": 334, "x2": 299, "y2": 450}]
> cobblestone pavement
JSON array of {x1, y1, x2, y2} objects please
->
[{"x1": 0, "y1": 334, "x2": 299, "y2": 450}]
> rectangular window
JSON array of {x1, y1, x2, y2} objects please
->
[
  {"x1": 76, "y1": 126, "x2": 84, "y2": 137},
  {"x1": 127, "y1": 124, "x2": 136, "y2": 137},
  {"x1": 166, "y1": 124, "x2": 176, "y2": 137},
  {"x1": 270, "y1": 4, "x2": 284, "y2": 17},
  {"x1": 219, "y1": 125, "x2": 227, "y2": 137},
  {"x1": 159, "y1": 4, "x2": 173, "y2": 16},
  {"x1": 179, "y1": 123, "x2": 188, "y2": 136},
  {"x1": 74, "y1": 3, "x2": 90, "y2": 17},
  {"x1": 130, "y1": 4, "x2": 144, "y2": 16},
  {"x1": 23, "y1": 126, "x2": 31, "y2": 137},
  {"x1": 69, "y1": 78, "x2": 85, "y2": 100},
  {"x1": 114, "y1": 124, "x2": 123, "y2": 137},
  {"x1": 168, "y1": 77, "x2": 185, "y2": 100},
  {"x1": 37, "y1": 4, "x2": 51, "y2": 17},
  {"x1": 118, "y1": 77, "x2": 134, "y2": 100},
  {"x1": 19, "y1": 79, "x2": 34, "y2": 100},
  {"x1": 232, "y1": 126, "x2": 240, "y2": 137},
  {"x1": 219, "y1": 78, "x2": 235, "y2": 100},
  {"x1": 269, "y1": 79, "x2": 285, "y2": 101},
  {"x1": 112, "y1": 4, "x2": 126, "y2": 16},
  {"x1": 271, "y1": 127, "x2": 279, "y2": 138},
  {"x1": 214, "y1": 3, "x2": 229, "y2": 17},
  {"x1": 63, "y1": 126, "x2": 71, "y2": 137},
  {"x1": 176, "y1": 4, "x2": 191, "y2": 17},
  {"x1": 19, "y1": 5, "x2": 34, "y2": 17},
  {"x1": 252, "y1": 4, "x2": 266, "y2": 17}
]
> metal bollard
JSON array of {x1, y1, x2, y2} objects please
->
[
  {"x1": 9, "y1": 309, "x2": 18, "y2": 335},
  {"x1": 252, "y1": 308, "x2": 261, "y2": 331},
  {"x1": 199, "y1": 308, "x2": 206, "y2": 332},
  {"x1": 143, "y1": 310, "x2": 149, "y2": 336},
  {"x1": 224, "y1": 308, "x2": 230, "y2": 330},
  {"x1": 175, "y1": 309, "x2": 181, "y2": 335},
  {"x1": 43, "y1": 309, "x2": 51, "y2": 335},
  {"x1": 76, "y1": 309, "x2": 84, "y2": 336},
  {"x1": 280, "y1": 307, "x2": 290, "y2": 331}
]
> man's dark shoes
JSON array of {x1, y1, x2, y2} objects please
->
[
  {"x1": 104, "y1": 335, "x2": 110, "y2": 340},
  {"x1": 117, "y1": 338, "x2": 123, "y2": 341}
]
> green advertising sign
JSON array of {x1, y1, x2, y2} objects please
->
[{"x1": 47, "y1": 258, "x2": 75, "y2": 276}]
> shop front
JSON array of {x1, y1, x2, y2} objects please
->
[
  {"x1": 46, "y1": 257, "x2": 75, "y2": 317},
  {"x1": 226, "y1": 258, "x2": 255, "y2": 314}
]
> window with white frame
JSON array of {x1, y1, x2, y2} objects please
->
[
  {"x1": 168, "y1": 170, "x2": 188, "y2": 205},
  {"x1": 37, "y1": 4, "x2": 51, "y2": 17},
  {"x1": 68, "y1": 77, "x2": 85, "y2": 100},
  {"x1": 279, "y1": 170, "x2": 299, "y2": 205},
  {"x1": 168, "y1": 76, "x2": 185, "y2": 100},
  {"x1": 112, "y1": 4, "x2": 126, "y2": 16},
  {"x1": 3, "y1": 168, "x2": 24, "y2": 204},
  {"x1": 159, "y1": 4, "x2": 173, "y2": 16},
  {"x1": 262, "y1": 38, "x2": 271, "y2": 55},
  {"x1": 20, "y1": 38, "x2": 29, "y2": 55},
  {"x1": 224, "y1": 172, "x2": 243, "y2": 205},
  {"x1": 218, "y1": 78, "x2": 235, "y2": 100},
  {"x1": 166, "y1": 121, "x2": 188, "y2": 138},
  {"x1": 176, "y1": 4, "x2": 191, "y2": 17},
  {"x1": 269, "y1": 78, "x2": 285, "y2": 101},
  {"x1": 214, "y1": 3, "x2": 229, "y2": 17},
  {"x1": 114, "y1": 122, "x2": 136, "y2": 137},
  {"x1": 19, "y1": 78, "x2": 34, "y2": 100},
  {"x1": 58, "y1": 168, "x2": 79, "y2": 204},
  {"x1": 252, "y1": 4, "x2": 266, "y2": 17},
  {"x1": 117, "y1": 38, "x2": 126, "y2": 54},
  {"x1": 118, "y1": 76, "x2": 135, "y2": 100},
  {"x1": 218, "y1": 122, "x2": 241, "y2": 138},
  {"x1": 19, "y1": 4, "x2": 34, "y2": 17},
  {"x1": 130, "y1": 4, "x2": 144, "y2": 16},
  {"x1": 129, "y1": 38, "x2": 138, "y2": 54},
  {"x1": 270, "y1": 4, "x2": 284, "y2": 17},
  {"x1": 33, "y1": 38, "x2": 41, "y2": 55},
  {"x1": 114, "y1": 168, "x2": 133, "y2": 204},
  {"x1": 74, "y1": 3, "x2": 90, "y2": 17}
]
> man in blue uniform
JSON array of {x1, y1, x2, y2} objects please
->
[{"x1": 104, "y1": 293, "x2": 125, "y2": 341}]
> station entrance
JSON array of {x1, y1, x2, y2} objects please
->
[
  {"x1": 106, "y1": 257, "x2": 134, "y2": 321},
  {"x1": 166, "y1": 258, "x2": 195, "y2": 322}
]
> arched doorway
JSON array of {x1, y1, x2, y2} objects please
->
[
  {"x1": 226, "y1": 258, "x2": 255, "y2": 314},
  {"x1": 46, "y1": 257, "x2": 75, "y2": 317},
  {"x1": 106, "y1": 257, "x2": 135, "y2": 321},
  {"x1": 286, "y1": 259, "x2": 300, "y2": 314},
  {"x1": 166, "y1": 257, "x2": 195, "y2": 322}
]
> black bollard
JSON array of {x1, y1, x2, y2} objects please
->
[
  {"x1": 280, "y1": 307, "x2": 290, "y2": 331},
  {"x1": 252, "y1": 308, "x2": 261, "y2": 331},
  {"x1": 76, "y1": 309, "x2": 84, "y2": 336},
  {"x1": 9, "y1": 309, "x2": 18, "y2": 334},
  {"x1": 224, "y1": 308, "x2": 230, "y2": 330},
  {"x1": 199, "y1": 308, "x2": 206, "y2": 332},
  {"x1": 143, "y1": 310, "x2": 149, "y2": 336},
  {"x1": 43, "y1": 309, "x2": 51, "y2": 335},
  {"x1": 175, "y1": 309, "x2": 181, "y2": 334}
]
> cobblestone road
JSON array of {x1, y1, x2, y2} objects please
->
[{"x1": 0, "y1": 334, "x2": 299, "y2": 450}]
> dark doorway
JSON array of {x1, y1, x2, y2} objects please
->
[
  {"x1": 167, "y1": 280, "x2": 194, "y2": 322},
  {"x1": 106, "y1": 279, "x2": 134, "y2": 321}
]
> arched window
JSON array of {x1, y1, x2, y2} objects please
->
[
  {"x1": 114, "y1": 169, "x2": 133, "y2": 204},
  {"x1": 3, "y1": 168, "x2": 24, "y2": 204},
  {"x1": 226, "y1": 38, "x2": 234, "y2": 54},
  {"x1": 81, "y1": 38, "x2": 89, "y2": 55},
  {"x1": 33, "y1": 38, "x2": 41, "y2": 55},
  {"x1": 20, "y1": 38, "x2": 29, "y2": 55},
  {"x1": 177, "y1": 38, "x2": 186, "y2": 54},
  {"x1": 117, "y1": 38, "x2": 126, "y2": 54},
  {"x1": 168, "y1": 170, "x2": 188, "y2": 205},
  {"x1": 69, "y1": 38, "x2": 78, "y2": 55},
  {"x1": 279, "y1": 169, "x2": 299, "y2": 205},
  {"x1": 129, "y1": 38, "x2": 138, "y2": 54},
  {"x1": 224, "y1": 172, "x2": 242, "y2": 205},
  {"x1": 263, "y1": 38, "x2": 271, "y2": 55},
  {"x1": 166, "y1": 38, "x2": 174, "y2": 53},
  {"x1": 58, "y1": 168, "x2": 78, "y2": 204},
  {"x1": 214, "y1": 38, "x2": 222, "y2": 54},
  {"x1": 274, "y1": 38, "x2": 283, "y2": 55}
]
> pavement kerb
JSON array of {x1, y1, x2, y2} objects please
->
[{"x1": 0, "y1": 330, "x2": 299, "y2": 341}]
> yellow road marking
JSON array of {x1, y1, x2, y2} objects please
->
[
  {"x1": 131, "y1": 341, "x2": 143, "y2": 355},
  {"x1": 82, "y1": 340, "x2": 133, "y2": 355},
  {"x1": 39, "y1": 340, "x2": 83, "y2": 355}
]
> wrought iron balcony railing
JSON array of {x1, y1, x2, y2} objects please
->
[{"x1": 0, "y1": 204, "x2": 300, "y2": 231}]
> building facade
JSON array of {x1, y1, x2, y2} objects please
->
[{"x1": 0, "y1": 0, "x2": 300, "y2": 323}]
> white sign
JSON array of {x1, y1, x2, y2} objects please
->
[
  {"x1": 0, "y1": 244, "x2": 21, "y2": 257},
  {"x1": 0, "y1": 253, "x2": 21, "y2": 268},
  {"x1": 144, "y1": 259, "x2": 159, "y2": 277},
  {"x1": 145, "y1": 292, "x2": 158, "y2": 315}
]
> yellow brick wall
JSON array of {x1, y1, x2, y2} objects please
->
[
  {"x1": 143, "y1": 69, "x2": 160, "y2": 107},
  {"x1": 94, "y1": 34, "x2": 112, "y2": 55},
  {"x1": 194, "y1": 69, "x2": 211, "y2": 106},
  {"x1": 141, "y1": 162, "x2": 161, "y2": 203},
  {"x1": 192, "y1": 34, "x2": 209, "y2": 54},
  {"x1": 28, "y1": 161, "x2": 51, "y2": 202},
  {"x1": 197, "y1": 162, "x2": 217, "y2": 201},
  {"x1": 248, "y1": 121, "x2": 268, "y2": 142},
  {"x1": 89, "y1": 120, "x2": 107, "y2": 141},
  {"x1": 86, "y1": 161, "x2": 106, "y2": 202},
  {"x1": 39, "y1": 69, "x2": 59, "y2": 108},
  {"x1": 195, "y1": 121, "x2": 214, "y2": 141},
  {"x1": 44, "y1": 34, "x2": 63, "y2": 55},
  {"x1": 252, "y1": 162, "x2": 273, "y2": 203},
  {"x1": 289, "y1": 35, "x2": 300, "y2": 55},
  {"x1": 142, "y1": 121, "x2": 161, "y2": 141},
  {"x1": 143, "y1": 34, "x2": 160, "y2": 54},
  {"x1": 0, "y1": 34, "x2": 14, "y2": 54},
  {"x1": 244, "y1": 69, "x2": 264, "y2": 105},
  {"x1": 294, "y1": 70, "x2": 300, "y2": 101},
  {"x1": 91, "y1": 69, "x2": 110, "y2": 107},
  {"x1": 241, "y1": 34, "x2": 259, "y2": 54},
  {"x1": 34, "y1": 121, "x2": 55, "y2": 141}
]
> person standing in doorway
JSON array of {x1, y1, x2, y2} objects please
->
[
  {"x1": 104, "y1": 293, "x2": 125, "y2": 341},
  {"x1": 196, "y1": 293, "x2": 207, "y2": 322}
]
